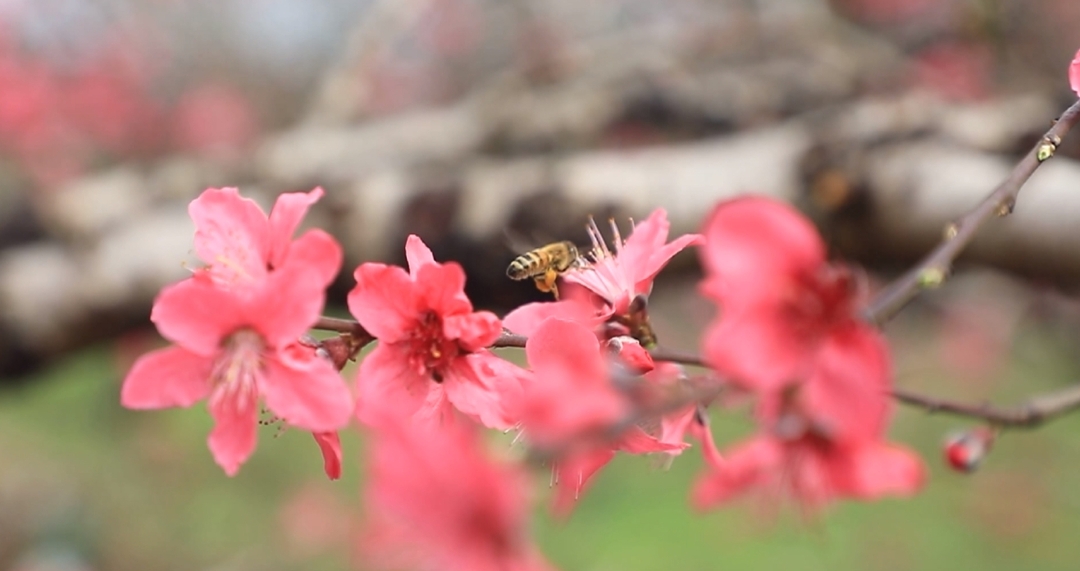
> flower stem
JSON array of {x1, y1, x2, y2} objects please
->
[
  {"x1": 864, "y1": 98, "x2": 1080, "y2": 325},
  {"x1": 892, "y1": 384, "x2": 1080, "y2": 428}
]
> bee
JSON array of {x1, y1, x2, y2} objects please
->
[{"x1": 506, "y1": 240, "x2": 582, "y2": 298}]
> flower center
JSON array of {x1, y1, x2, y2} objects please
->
[
  {"x1": 208, "y1": 328, "x2": 264, "y2": 412},
  {"x1": 784, "y1": 264, "x2": 859, "y2": 338},
  {"x1": 408, "y1": 311, "x2": 459, "y2": 382}
]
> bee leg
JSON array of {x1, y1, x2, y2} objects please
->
[
  {"x1": 533, "y1": 269, "x2": 560, "y2": 298},
  {"x1": 533, "y1": 275, "x2": 552, "y2": 293},
  {"x1": 545, "y1": 268, "x2": 562, "y2": 299}
]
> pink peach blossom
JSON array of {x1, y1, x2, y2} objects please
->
[
  {"x1": 121, "y1": 269, "x2": 353, "y2": 475},
  {"x1": 348, "y1": 235, "x2": 525, "y2": 429},
  {"x1": 699, "y1": 196, "x2": 888, "y2": 421},
  {"x1": 188, "y1": 186, "x2": 340, "y2": 290},
  {"x1": 566, "y1": 209, "x2": 702, "y2": 315},
  {"x1": 521, "y1": 318, "x2": 685, "y2": 515},
  {"x1": 122, "y1": 186, "x2": 350, "y2": 476}
]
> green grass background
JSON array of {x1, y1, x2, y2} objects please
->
[{"x1": 3, "y1": 291, "x2": 1080, "y2": 571}]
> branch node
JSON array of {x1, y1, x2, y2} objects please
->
[
  {"x1": 995, "y1": 198, "x2": 1015, "y2": 217},
  {"x1": 917, "y1": 267, "x2": 948, "y2": 289},
  {"x1": 942, "y1": 222, "x2": 959, "y2": 240},
  {"x1": 1036, "y1": 134, "x2": 1062, "y2": 162}
]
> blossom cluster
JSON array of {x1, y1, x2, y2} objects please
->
[
  {"x1": 0, "y1": 21, "x2": 258, "y2": 187},
  {"x1": 122, "y1": 187, "x2": 927, "y2": 570}
]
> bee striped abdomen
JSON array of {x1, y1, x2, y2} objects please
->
[
  {"x1": 506, "y1": 251, "x2": 545, "y2": 280},
  {"x1": 506, "y1": 241, "x2": 578, "y2": 279}
]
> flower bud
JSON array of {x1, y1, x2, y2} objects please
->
[
  {"x1": 605, "y1": 335, "x2": 655, "y2": 375},
  {"x1": 943, "y1": 427, "x2": 995, "y2": 473}
]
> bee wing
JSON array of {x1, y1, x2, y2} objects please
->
[{"x1": 503, "y1": 227, "x2": 557, "y2": 255}]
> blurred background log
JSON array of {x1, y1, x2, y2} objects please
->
[{"x1": 4, "y1": 0, "x2": 1080, "y2": 378}]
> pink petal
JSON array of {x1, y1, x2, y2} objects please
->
[
  {"x1": 354, "y1": 343, "x2": 431, "y2": 425},
  {"x1": 836, "y1": 441, "x2": 926, "y2": 499},
  {"x1": 522, "y1": 320, "x2": 625, "y2": 446},
  {"x1": 692, "y1": 436, "x2": 780, "y2": 510},
  {"x1": 120, "y1": 346, "x2": 212, "y2": 409},
  {"x1": 617, "y1": 425, "x2": 688, "y2": 454},
  {"x1": 267, "y1": 188, "x2": 323, "y2": 268},
  {"x1": 802, "y1": 323, "x2": 892, "y2": 441},
  {"x1": 502, "y1": 299, "x2": 601, "y2": 337},
  {"x1": 349, "y1": 263, "x2": 420, "y2": 342},
  {"x1": 658, "y1": 406, "x2": 698, "y2": 455},
  {"x1": 248, "y1": 267, "x2": 328, "y2": 348},
  {"x1": 526, "y1": 318, "x2": 604, "y2": 381},
  {"x1": 413, "y1": 382, "x2": 456, "y2": 427},
  {"x1": 261, "y1": 343, "x2": 354, "y2": 432},
  {"x1": 404, "y1": 234, "x2": 436, "y2": 277},
  {"x1": 616, "y1": 209, "x2": 671, "y2": 282},
  {"x1": 312, "y1": 431, "x2": 343, "y2": 480},
  {"x1": 690, "y1": 418, "x2": 725, "y2": 469},
  {"x1": 152, "y1": 277, "x2": 246, "y2": 355},
  {"x1": 699, "y1": 197, "x2": 825, "y2": 302},
  {"x1": 414, "y1": 261, "x2": 473, "y2": 317},
  {"x1": 551, "y1": 448, "x2": 616, "y2": 518},
  {"x1": 207, "y1": 385, "x2": 260, "y2": 476},
  {"x1": 620, "y1": 209, "x2": 704, "y2": 288},
  {"x1": 443, "y1": 352, "x2": 524, "y2": 429},
  {"x1": 282, "y1": 229, "x2": 343, "y2": 287},
  {"x1": 608, "y1": 336, "x2": 654, "y2": 374},
  {"x1": 1070, "y1": 48, "x2": 1080, "y2": 97},
  {"x1": 635, "y1": 233, "x2": 704, "y2": 294},
  {"x1": 188, "y1": 187, "x2": 270, "y2": 283},
  {"x1": 443, "y1": 311, "x2": 501, "y2": 352},
  {"x1": 701, "y1": 304, "x2": 816, "y2": 393}
]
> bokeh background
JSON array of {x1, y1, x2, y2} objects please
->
[{"x1": 4, "y1": 0, "x2": 1080, "y2": 569}]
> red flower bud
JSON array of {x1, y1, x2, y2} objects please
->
[{"x1": 943, "y1": 427, "x2": 995, "y2": 473}]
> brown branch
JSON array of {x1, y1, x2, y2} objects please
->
[
  {"x1": 492, "y1": 332, "x2": 527, "y2": 348},
  {"x1": 312, "y1": 316, "x2": 374, "y2": 345},
  {"x1": 313, "y1": 316, "x2": 1080, "y2": 429},
  {"x1": 494, "y1": 326, "x2": 1080, "y2": 429},
  {"x1": 650, "y1": 347, "x2": 706, "y2": 367},
  {"x1": 864, "y1": 99, "x2": 1080, "y2": 325},
  {"x1": 892, "y1": 384, "x2": 1080, "y2": 428}
]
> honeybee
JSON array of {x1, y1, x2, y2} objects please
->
[{"x1": 506, "y1": 240, "x2": 582, "y2": 298}]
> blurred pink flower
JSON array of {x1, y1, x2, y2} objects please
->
[
  {"x1": 173, "y1": 82, "x2": 259, "y2": 158},
  {"x1": 348, "y1": 235, "x2": 525, "y2": 429},
  {"x1": 519, "y1": 318, "x2": 627, "y2": 448},
  {"x1": 693, "y1": 432, "x2": 924, "y2": 513},
  {"x1": 699, "y1": 196, "x2": 886, "y2": 410},
  {"x1": 361, "y1": 406, "x2": 555, "y2": 571},
  {"x1": 910, "y1": 42, "x2": 992, "y2": 102},
  {"x1": 521, "y1": 318, "x2": 685, "y2": 515}
]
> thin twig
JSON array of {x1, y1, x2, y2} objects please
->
[
  {"x1": 313, "y1": 315, "x2": 1080, "y2": 428},
  {"x1": 892, "y1": 384, "x2": 1080, "y2": 428},
  {"x1": 865, "y1": 99, "x2": 1080, "y2": 325},
  {"x1": 492, "y1": 332, "x2": 528, "y2": 348},
  {"x1": 650, "y1": 347, "x2": 706, "y2": 367},
  {"x1": 313, "y1": 316, "x2": 373, "y2": 340}
]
